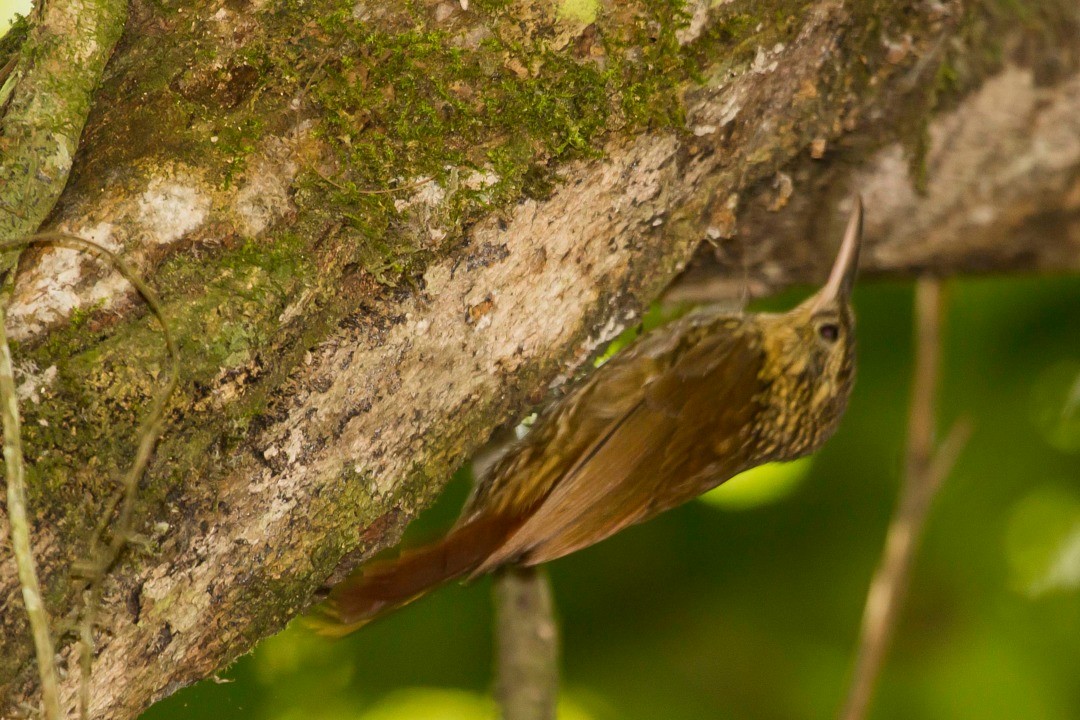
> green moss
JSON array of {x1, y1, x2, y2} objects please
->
[
  {"x1": 14, "y1": 230, "x2": 320, "y2": 533},
  {"x1": 559, "y1": 0, "x2": 600, "y2": 25},
  {"x1": 609, "y1": 0, "x2": 694, "y2": 128},
  {"x1": 0, "y1": 14, "x2": 29, "y2": 59},
  {"x1": 282, "y1": 1, "x2": 724, "y2": 286},
  {"x1": 295, "y1": 20, "x2": 615, "y2": 285}
]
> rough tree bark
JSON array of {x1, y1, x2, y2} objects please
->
[{"x1": 0, "y1": 0, "x2": 1078, "y2": 717}]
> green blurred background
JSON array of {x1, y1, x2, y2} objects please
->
[
  {"x1": 0, "y1": 0, "x2": 29, "y2": 31},
  {"x1": 141, "y1": 275, "x2": 1080, "y2": 720}
]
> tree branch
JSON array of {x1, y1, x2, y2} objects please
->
[
  {"x1": 838, "y1": 279, "x2": 971, "y2": 720},
  {"x1": 0, "y1": 1, "x2": 1075, "y2": 717},
  {"x1": 0, "y1": 0, "x2": 127, "y2": 250},
  {"x1": 493, "y1": 567, "x2": 559, "y2": 720}
]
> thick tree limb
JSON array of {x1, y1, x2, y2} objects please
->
[
  {"x1": 0, "y1": 1, "x2": 1077, "y2": 718},
  {"x1": 0, "y1": 0, "x2": 128, "y2": 254},
  {"x1": 669, "y1": 69, "x2": 1080, "y2": 302}
]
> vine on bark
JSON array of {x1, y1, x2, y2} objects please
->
[{"x1": 0, "y1": 234, "x2": 179, "y2": 720}]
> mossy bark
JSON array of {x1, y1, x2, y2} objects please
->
[
  {"x1": 0, "y1": 0, "x2": 1078, "y2": 717},
  {"x1": 0, "y1": 0, "x2": 127, "y2": 268}
]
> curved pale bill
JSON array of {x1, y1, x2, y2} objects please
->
[{"x1": 812, "y1": 196, "x2": 863, "y2": 310}]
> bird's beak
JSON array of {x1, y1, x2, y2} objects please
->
[{"x1": 812, "y1": 196, "x2": 863, "y2": 310}]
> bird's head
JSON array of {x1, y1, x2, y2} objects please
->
[{"x1": 754, "y1": 197, "x2": 863, "y2": 457}]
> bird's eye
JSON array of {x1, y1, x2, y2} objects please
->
[{"x1": 818, "y1": 323, "x2": 840, "y2": 343}]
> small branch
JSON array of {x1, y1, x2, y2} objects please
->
[
  {"x1": 838, "y1": 278, "x2": 971, "y2": 720},
  {"x1": 493, "y1": 566, "x2": 560, "y2": 720}
]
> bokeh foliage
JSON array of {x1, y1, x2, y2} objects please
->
[{"x1": 144, "y1": 274, "x2": 1080, "y2": 720}]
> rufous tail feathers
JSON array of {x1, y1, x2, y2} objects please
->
[{"x1": 310, "y1": 514, "x2": 519, "y2": 637}]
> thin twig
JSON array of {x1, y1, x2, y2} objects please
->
[
  {"x1": 0, "y1": 277, "x2": 61, "y2": 720},
  {"x1": 354, "y1": 176, "x2": 434, "y2": 196},
  {"x1": 312, "y1": 166, "x2": 437, "y2": 196},
  {"x1": 0, "y1": 232, "x2": 179, "y2": 720},
  {"x1": 493, "y1": 566, "x2": 560, "y2": 720},
  {"x1": 839, "y1": 278, "x2": 971, "y2": 720},
  {"x1": 0, "y1": 55, "x2": 17, "y2": 93}
]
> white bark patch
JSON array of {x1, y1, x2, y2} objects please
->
[
  {"x1": 750, "y1": 43, "x2": 785, "y2": 74},
  {"x1": 84, "y1": 221, "x2": 122, "y2": 252},
  {"x1": 7, "y1": 247, "x2": 89, "y2": 334},
  {"x1": 5, "y1": 221, "x2": 130, "y2": 338},
  {"x1": 860, "y1": 67, "x2": 1080, "y2": 269},
  {"x1": 233, "y1": 139, "x2": 299, "y2": 236},
  {"x1": 15, "y1": 363, "x2": 57, "y2": 404},
  {"x1": 677, "y1": 0, "x2": 734, "y2": 45},
  {"x1": 393, "y1": 178, "x2": 444, "y2": 212},
  {"x1": 284, "y1": 428, "x2": 305, "y2": 465},
  {"x1": 137, "y1": 178, "x2": 211, "y2": 244},
  {"x1": 48, "y1": 136, "x2": 73, "y2": 177}
]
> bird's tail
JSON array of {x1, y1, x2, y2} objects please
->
[{"x1": 309, "y1": 514, "x2": 518, "y2": 637}]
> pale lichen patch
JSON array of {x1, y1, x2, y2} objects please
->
[
  {"x1": 750, "y1": 44, "x2": 784, "y2": 75},
  {"x1": 677, "y1": 0, "x2": 734, "y2": 45},
  {"x1": 15, "y1": 363, "x2": 57, "y2": 404},
  {"x1": 6, "y1": 247, "x2": 87, "y2": 336},
  {"x1": 392, "y1": 177, "x2": 443, "y2": 213},
  {"x1": 47, "y1": 137, "x2": 73, "y2": 178},
  {"x1": 284, "y1": 428, "x2": 305, "y2": 465},
  {"x1": 233, "y1": 137, "x2": 299, "y2": 237},
  {"x1": 137, "y1": 178, "x2": 211, "y2": 245},
  {"x1": 83, "y1": 221, "x2": 121, "y2": 252}
]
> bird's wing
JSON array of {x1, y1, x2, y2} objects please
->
[
  {"x1": 472, "y1": 317, "x2": 763, "y2": 572},
  {"x1": 461, "y1": 312, "x2": 697, "y2": 522}
]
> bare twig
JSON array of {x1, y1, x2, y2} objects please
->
[
  {"x1": 311, "y1": 167, "x2": 437, "y2": 196},
  {"x1": 354, "y1": 176, "x2": 435, "y2": 196},
  {"x1": 0, "y1": 55, "x2": 18, "y2": 101},
  {"x1": 493, "y1": 566, "x2": 560, "y2": 720},
  {"x1": 838, "y1": 278, "x2": 971, "y2": 720},
  {"x1": 0, "y1": 275, "x2": 61, "y2": 720},
  {"x1": 0, "y1": 233, "x2": 179, "y2": 720}
]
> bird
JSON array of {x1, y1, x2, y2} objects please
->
[{"x1": 314, "y1": 197, "x2": 863, "y2": 636}]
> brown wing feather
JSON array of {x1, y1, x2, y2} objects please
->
[
  {"x1": 473, "y1": 316, "x2": 762, "y2": 571},
  {"x1": 460, "y1": 314, "x2": 690, "y2": 523}
]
